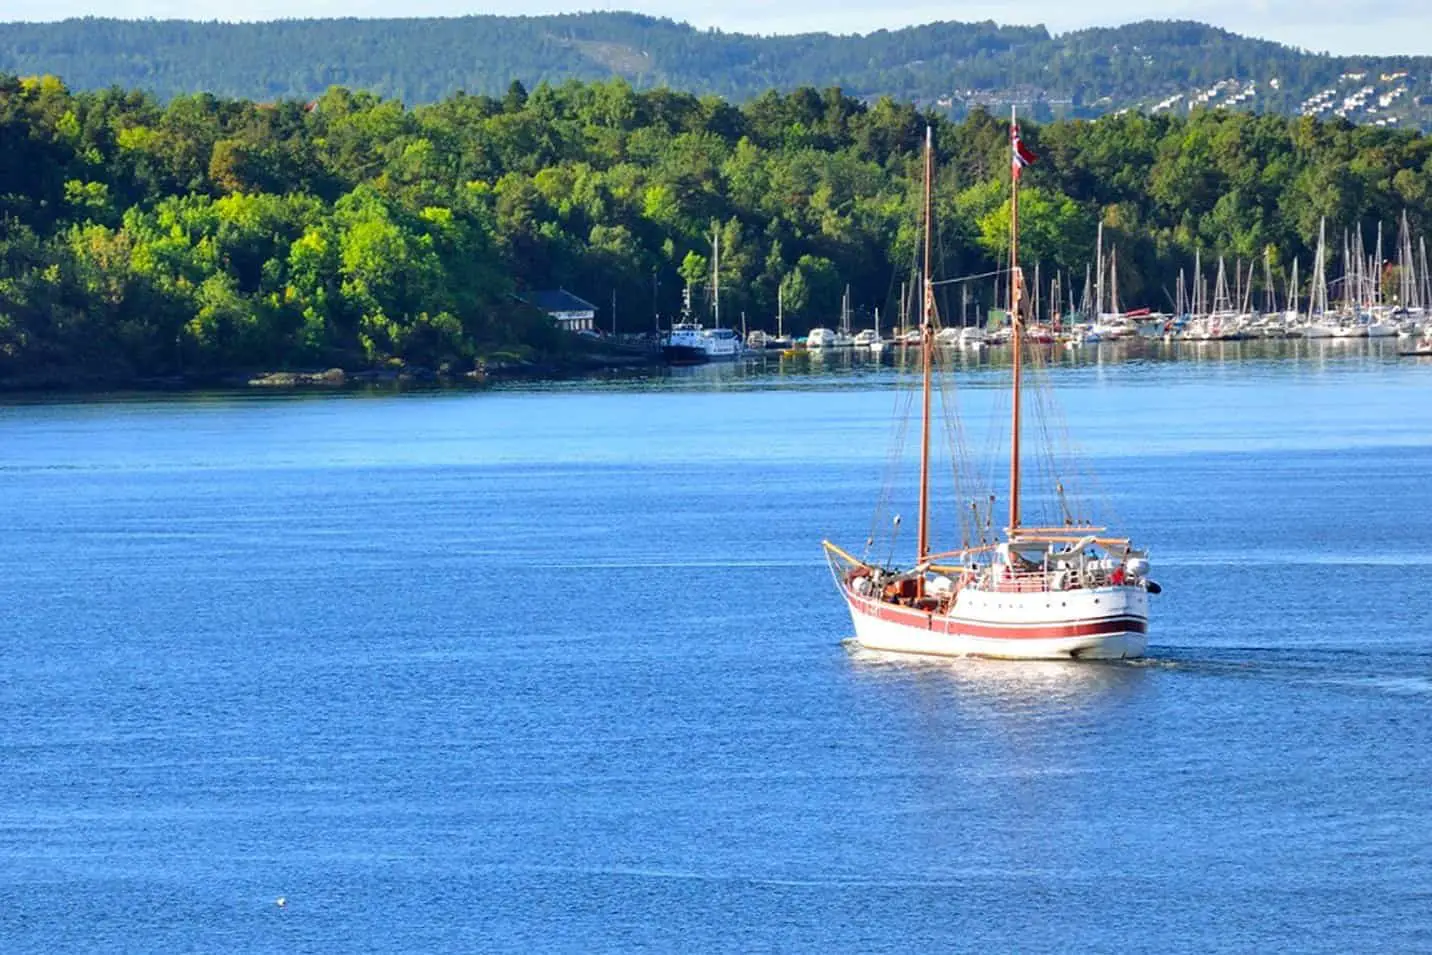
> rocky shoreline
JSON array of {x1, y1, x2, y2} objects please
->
[{"x1": 0, "y1": 349, "x2": 663, "y2": 395}]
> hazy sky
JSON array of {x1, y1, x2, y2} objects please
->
[{"x1": 5, "y1": 1, "x2": 1428, "y2": 57}]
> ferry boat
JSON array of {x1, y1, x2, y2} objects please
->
[
  {"x1": 823, "y1": 115, "x2": 1160, "y2": 661},
  {"x1": 661, "y1": 322, "x2": 713, "y2": 364},
  {"x1": 661, "y1": 229, "x2": 741, "y2": 364},
  {"x1": 660, "y1": 321, "x2": 741, "y2": 363}
]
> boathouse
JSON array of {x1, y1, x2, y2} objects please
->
[{"x1": 523, "y1": 289, "x2": 598, "y2": 333}]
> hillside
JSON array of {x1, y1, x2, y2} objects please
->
[
  {"x1": 2, "y1": 71, "x2": 1430, "y2": 386},
  {"x1": 2, "y1": 15, "x2": 1432, "y2": 128}
]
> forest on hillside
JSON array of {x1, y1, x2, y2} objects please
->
[
  {"x1": 2, "y1": 15, "x2": 1430, "y2": 121},
  {"x1": 2, "y1": 73, "x2": 1431, "y2": 384}
]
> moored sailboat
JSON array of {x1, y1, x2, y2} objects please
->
[{"x1": 823, "y1": 115, "x2": 1159, "y2": 661}]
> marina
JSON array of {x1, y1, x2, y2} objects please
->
[{"x1": 658, "y1": 209, "x2": 1432, "y2": 363}]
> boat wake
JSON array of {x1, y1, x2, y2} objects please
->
[
  {"x1": 1117, "y1": 645, "x2": 1432, "y2": 697},
  {"x1": 513, "y1": 862, "x2": 1050, "y2": 889},
  {"x1": 846, "y1": 638, "x2": 1432, "y2": 698}
]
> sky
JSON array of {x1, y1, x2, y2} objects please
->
[{"x1": 3, "y1": 1, "x2": 1429, "y2": 57}]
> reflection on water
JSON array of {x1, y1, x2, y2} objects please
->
[
  {"x1": 843, "y1": 638, "x2": 1147, "y2": 705},
  {"x1": 649, "y1": 336, "x2": 1410, "y2": 390}
]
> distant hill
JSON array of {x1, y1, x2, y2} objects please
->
[{"x1": 2, "y1": 14, "x2": 1432, "y2": 128}]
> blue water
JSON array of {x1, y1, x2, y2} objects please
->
[{"x1": 3, "y1": 342, "x2": 1432, "y2": 952}]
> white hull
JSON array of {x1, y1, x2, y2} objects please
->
[{"x1": 841, "y1": 581, "x2": 1149, "y2": 661}]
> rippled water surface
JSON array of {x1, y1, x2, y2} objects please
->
[{"x1": 3, "y1": 341, "x2": 1432, "y2": 952}]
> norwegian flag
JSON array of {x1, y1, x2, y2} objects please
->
[{"x1": 1011, "y1": 122, "x2": 1037, "y2": 179}]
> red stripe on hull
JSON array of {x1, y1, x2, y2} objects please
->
[{"x1": 847, "y1": 592, "x2": 1147, "y2": 640}]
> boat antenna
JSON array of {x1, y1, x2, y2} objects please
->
[{"x1": 916, "y1": 125, "x2": 935, "y2": 565}]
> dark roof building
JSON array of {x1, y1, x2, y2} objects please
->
[{"x1": 523, "y1": 289, "x2": 598, "y2": 332}]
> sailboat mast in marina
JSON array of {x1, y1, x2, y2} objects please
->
[{"x1": 823, "y1": 112, "x2": 1159, "y2": 661}]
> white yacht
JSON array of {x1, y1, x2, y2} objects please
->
[{"x1": 701, "y1": 327, "x2": 742, "y2": 358}]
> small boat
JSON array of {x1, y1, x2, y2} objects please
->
[
  {"x1": 748, "y1": 330, "x2": 792, "y2": 350},
  {"x1": 824, "y1": 115, "x2": 1159, "y2": 661},
  {"x1": 868, "y1": 308, "x2": 888, "y2": 354},
  {"x1": 833, "y1": 286, "x2": 856, "y2": 348},
  {"x1": 701, "y1": 327, "x2": 742, "y2": 359},
  {"x1": 758, "y1": 285, "x2": 795, "y2": 350}
]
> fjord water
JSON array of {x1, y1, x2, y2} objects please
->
[{"x1": 3, "y1": 343, "x2": 1431, "y2": 952}]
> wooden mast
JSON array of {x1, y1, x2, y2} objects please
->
[
  {"x1": 1008, "y1": 107, "x2": 1024, "y2": 535},
  {"x1": 916, "y1": 126, "x2": 934, "y2": 564}
]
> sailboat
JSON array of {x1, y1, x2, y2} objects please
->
[
  {"x1": 823, "y1": 116, "x2": 1159, "y2": 661},
  {"x1": 835, "y1": 286, "x2": 856, "y2": 348}
]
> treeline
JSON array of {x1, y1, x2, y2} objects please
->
[
  {"x1": 2, "y1": 73, "x2": 1431, "y2": 382},
  {"x1": 1, "y1": 15, "x2": 1429, "y2": 118}
]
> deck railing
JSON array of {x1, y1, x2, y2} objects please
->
[{"x1": 973, "y1": 565, "x2": 1122, "y2": 593}]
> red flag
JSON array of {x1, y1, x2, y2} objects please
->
[{"x1": 1011, "y1": 123, "x2": 1037, "y2": 179}]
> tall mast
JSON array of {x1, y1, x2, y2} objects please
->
[
  {"x1": 1414, "y1": 237, "x2": 1426, "y2": 312},
  {"x1": 1342, "y1": 229, "x2": 1352, "y2": 312},
  {"x1": 713, "y1": 228, "x2": 721, "y2": 329},
  {"x1": 1264, "y1": 247, "x2": 1276, "y2": 314},
  {"x1": 1095, "y1": 222, "x2": 1105, "y2": 316},
  {"x1": 1399, "y1": 211, "x2": 1411, "y2": 308},
  {"x1": 1109, "y1": 246, "x2": 1120, "y2": 315},
  {"x1": 1008, "y1": 106, "x2": 1024, "y2": 535},
  {"x1": 1375, "y1": 222, "x2": 1384, "y2": 308},
  {"x1": 1033, "y1": 261, "x2": 1041, "y2": 324},
  {"x1": 777, "y1": 282, "x2": 784, "y2": 337},
  {"x1": 1315, "y1": 218, "x2": 1328, "y2": 318},
  {"x1": 916, "y1": 125, "x2": 935, "y2": 564},
  {"x1": 1194, "y1": 249, "x2": 1203, "y2": 315}
]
